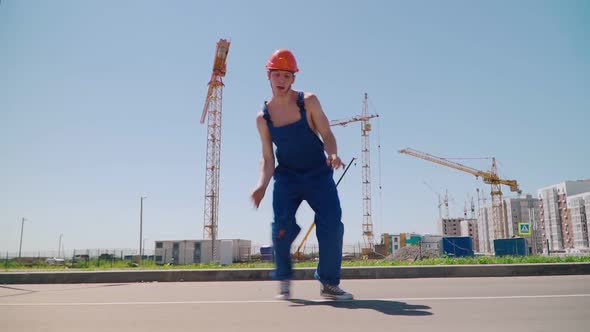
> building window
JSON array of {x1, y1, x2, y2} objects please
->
[
  {"x1": 155, "y1": 256, "x2": 163, "y2": 261},
  {"x1": 155, "y1": 242, "x2": 163, "y2": 249}
]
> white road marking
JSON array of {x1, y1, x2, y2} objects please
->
[{"x1": 0, "y1": 294, "x2": 589, "y2": 306}]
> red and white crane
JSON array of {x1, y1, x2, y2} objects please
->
[{"x1": 200, "y1": 39, "x2": 230, "y2": 261}]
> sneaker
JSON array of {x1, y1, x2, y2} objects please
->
[
  {"x1": 275, "y1": 280, "x2": 291, "y2": 300},
  {"x1": 320, "y1": 283, "x2": 353, "y2": 300}
]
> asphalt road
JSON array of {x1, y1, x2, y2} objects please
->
[{"x1": 1, "y1": 275, "x2": 589, "y2": 332}]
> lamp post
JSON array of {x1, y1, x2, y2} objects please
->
[
  {"x1": 18, "y1": 217, "x2": 29, "y2": 258},
  {"x1": 58, "y1": 234, "x2": 63, "y2": 257},
  {"x1": 139, "y1": 196, "x2": 147, "y2": 263}
]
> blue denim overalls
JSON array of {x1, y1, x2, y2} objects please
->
[{"x1": 263, "y1": 91, "x2": 344, "y2": 285}]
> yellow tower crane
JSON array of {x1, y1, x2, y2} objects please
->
[
  {"x1": 200, "y1": 39, "x2": 230, "y2": 262},
  {"x1": 398, "y1": 148, "x2": 521, "y2": 240},
  {"x1": 330, "y1": 93, "x2": 379, "y2": 254}
]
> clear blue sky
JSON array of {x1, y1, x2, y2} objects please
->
[{"x1": 1, "y1": 0, "x2": 588, "y2": 255}]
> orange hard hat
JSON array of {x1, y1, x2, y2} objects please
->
[{"x1": 266, "y1": 49, "x2": 299, "y2": 73}]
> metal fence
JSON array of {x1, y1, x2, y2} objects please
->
[
  {"x1": 4, "y1": 243, "x2": 370, "y2": 263},
  {"x1": 4, "y1": 248, "x2": 153, "y2": 260}
]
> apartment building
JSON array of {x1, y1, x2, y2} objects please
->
[
  {"x1": 460, "y1": 218, "x2": 479, "y2": 252},
  {"x1": 440, "y1": 218, "x2": 479, "y2": 252},
  {"x1": 538, "y1": 180, "x2": 590, "y2": 252},
  {"x1": 441, "y1": 218, "x2": 462, "y2": 236},
  {"x1": 503, "y1": 195, "x2": 543, "y2": 254},
  {"x1": 379, "y1": 233, "x2": 407, "y2": 255},
  {"x1": 567, "y1": 192, "x2": 590, "y2": 251},
  {"x1": 478, "y1": 195, "x2": 541, "y2": 254},
  {"x1": 478, "y1": 204, "x2": 492, "y2": 254}
]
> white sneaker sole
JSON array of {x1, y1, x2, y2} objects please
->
[{"x1": 320, "y1": 292, "x2": 354, "y2": 300}]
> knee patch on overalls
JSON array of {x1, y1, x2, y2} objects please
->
[{"x1": 273, "y1": 222, "x2": 301, "y2": 243}]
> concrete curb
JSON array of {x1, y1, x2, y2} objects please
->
[{"x1": 1, "y1": 263, "x2": 589, "y2": 284}]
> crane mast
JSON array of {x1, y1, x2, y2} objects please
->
[
  {"x1": 200, "y1": 39, "x2": 230, "y2": 262},
  {"x1": 398, "y1": 148, "x2": 520, "y2": 241},
  {"x1": 489, "y1": 158, "x2": 504, "y2": 240},
  {"x1": 330, "y1": 93, "x2": 378, "y2": 253},
  {"x1": 360, "y1": 94, "x2": 373, "y2": 251}
]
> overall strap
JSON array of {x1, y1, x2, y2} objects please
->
[
  {"x1": 296, "y1": 91, "x2": 305, "y2": 114},
  {"x1": 262, "y1": 102, "x2": 272, "y2": 125}
]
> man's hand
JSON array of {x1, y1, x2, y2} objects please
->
[
  {"x1": 327, "y1": 154, "x2": 344, "y2": 169},
  {"x1": 250, "y1": 186, "x2": 267, "y2": 209}
]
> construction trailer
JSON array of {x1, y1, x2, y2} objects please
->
[
  {"x1": 442, "y1": 236, "x2": 474, "y2": 257},
  {"x1": 493, "y1": 237, "x2": 527, "y2": 256},
  {"x1": 154, "y1": 239, "x2": 251, "y2": 265}
]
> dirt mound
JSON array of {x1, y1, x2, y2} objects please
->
[{"x1": 385, "y1": 246, "x2": 441, "y2": 261}]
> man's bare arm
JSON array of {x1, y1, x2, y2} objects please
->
[
  {"x1": 306, "y1": 94, "x2": 343, "y2": 168},
  {"x1": 251, "y1": 112, "x2": 275, "y2": 208}
]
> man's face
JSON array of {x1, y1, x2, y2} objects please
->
[{"x1": 268, "y1": 70, "x2": 295, "y2": 95}]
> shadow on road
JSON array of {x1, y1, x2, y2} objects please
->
[
  {"x1": 288, "y1": 299, "x2": 432, "y2": 316},
  {"x1": 0, "y1": 285, "x2": 37, "y2": 298}
]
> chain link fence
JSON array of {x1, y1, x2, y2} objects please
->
[{"x1": 3, "y1": 243, "x2": 373, "y2": 267}]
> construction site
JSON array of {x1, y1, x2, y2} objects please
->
[
  {"x1": 176, "y1": 39, "x2": 387, "y2": 264},
  {"x1": 4, "y1": 3, "x2": 590, "y2": 332},
  {"x1": 175, "y1": 39, "x2": 590, "y2": 266},
  {"x1": 4, "y1": 34, "x2": 589, "y2": 267}
]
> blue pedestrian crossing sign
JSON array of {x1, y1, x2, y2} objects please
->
[{"x1": 518, "y1": 222, "x2": 531, "y2": 236}]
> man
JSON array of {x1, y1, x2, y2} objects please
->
[{"x1": 251, "y1": 49, "x2": 353, "y2": 300}]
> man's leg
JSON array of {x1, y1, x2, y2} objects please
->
[
  {"x1": 272, "y1": 175, "x2": 302, "y2": 282},
  {"x1": 306, "y1": 173, "x2": 353, "y2": 300},
  {"x1": 305, "y1": 172, "x2": 344, "y2": 286}
]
